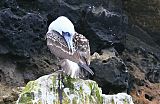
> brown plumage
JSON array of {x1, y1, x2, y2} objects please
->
[{"x1": 46, "y1": 30, "x2": 93, "y2": 78}]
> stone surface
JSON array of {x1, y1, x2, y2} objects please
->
[
  {"x1": 16, "y1": 73, "x2": 134, "y2": 104},
  {"x1": 122, "y1": 1, "x2": 160, "y2": 103},
  {"x1": 0, "y1": 83, "x2": 21, "y2": 104},
  {"x1": 0, "y1": 0, "x2": 159, "y2": 104},
  {"x1": 0, "y1": 0, "x2": 127, "y2": 85},
  {"x1": 0, "y1": 6, "x2": 58, "y2": 85},
  {"x1": 123, "y1": 0, "x2": 160, "y2": 46},
  {"x1": 90, "y1": 48, "x2": 128, "y2": 94}
]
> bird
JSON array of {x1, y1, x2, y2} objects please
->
[{"x1": 46, "y1": 16, "x2": 94, "y2": 78}]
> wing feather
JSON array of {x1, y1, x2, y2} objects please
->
[
  {"x1": 46, "y1": 31, "x2": 93, "y2": 75},
  {"x1": 73, "y1": 33, "x2": 90, "y2": 65}
]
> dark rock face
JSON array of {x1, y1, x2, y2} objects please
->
[
  {"x1": 123, "y1": 0, "x2": 160, "y2": 46},
  {"x1": 0, "y1": 0, "x2": 127, "y2": 85},
  {"x1": 0, "y1": 0, "x2": 159, "y2": 103},
  {"x1": 6, "y1": 0, "x2": 127, "y2": 53},
  {"x1": 90, "y1": 48, "x2": 128, "y2": 94},
  {"x1": 0, "y1": 8, "x2": 47, "y2": 56},
  {"x1": 0, "y1": 56, "x2": 24, "y2": 86},
  {"x1": 122, "y1": 0, "x2": 160, "y2": 103},
  {"x1": 0, "y1": 1, "x2": 58, "y2": 86}
]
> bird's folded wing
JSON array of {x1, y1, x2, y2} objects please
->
[
  {"x1": 46, "y1": 31, "x2": 72, "y2": 57},
  {"x1": 73, "y1": 33, "x2": 91, "y2": 65}
]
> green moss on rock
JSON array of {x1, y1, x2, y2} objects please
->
[{"x1": 16, "y1": 73, "x2": 133, "y2": 104}]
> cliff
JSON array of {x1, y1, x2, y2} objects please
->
[{"x1": 0, "y1": 0, "x2": 159, "y2": 104}]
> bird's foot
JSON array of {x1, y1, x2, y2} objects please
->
[{"x1": 58, "y1": 72, "x2": 64, "y2": 104}]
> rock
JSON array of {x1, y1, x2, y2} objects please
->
[
  {"x1": 0, "y1": 8, "x2": 47, "y2": 57},
  {"x1": 0, "y1": 0, "x2": 159, "y2": 104},
  {"x1": 123, "y1": 33, "x2": 160, "y2": 83},
  {"x1": 0, "y1": 83, "x2": 20, "y2": 104},
  {"x1": 77, "y1": 4, "x2": 127, "y2": 53},
  {"x1": 102, "y1": 93, "x2": 134, "y2": 104},
  {"x1": 0, "y1": 7, "x2": 57, "y2": 85},
  {"x1": 16, "y1": 73, "x2": 134, "y2": 104},
  {"x1": 0, "y1": 0, "x2": 127, "y2": 85},
  {"x1": 90, "y1": 48, "x2": 128, "y2": 94},
  {"x1": 16, "y1": 0, "x2": 127, "y2": 53},
  {"x1": 0, "y1": 56, "x2": 24, "y2": 86},
  {"x1": 123, "y1": 0, "x2": 160, "y2": 46},
  {"x1": 121, "y1": 1, "x2": 160, "y2": 102},
  {"x1": 121, "y1": 42, "x2": 160, "y2": 103}
]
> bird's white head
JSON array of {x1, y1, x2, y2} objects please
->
[{"x1": 47, "y1": 16, "x2": 75, "y2": 52}]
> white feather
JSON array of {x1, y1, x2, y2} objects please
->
[
  {"x1": 60, "y1": 59, "x2": 80, "y2": 78},
  {"x1": 47, "y1": 16, "x2": 75, "y2": 36}
]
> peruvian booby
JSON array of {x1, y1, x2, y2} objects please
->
[{"x1": 46, "y1": 16, "x2": 94, "y2": 78}]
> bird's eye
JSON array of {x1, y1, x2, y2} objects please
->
[
  {"x1": 66, "y1": 32, "x2": 71, "y2": 36},
  {"x1": 63, "y1": 31, "x2": 71, "y2": 36},
  {"x1": 62, "y1": 31, "x2": 71, "y2": 37}
]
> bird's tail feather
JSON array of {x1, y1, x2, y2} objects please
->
[{"x1": 78, "y1": 63, "x2": 94, "y2": 75}]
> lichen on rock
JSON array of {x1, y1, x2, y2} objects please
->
[{"x1": 16, "y1": 73, "x2": 133, "y2": 104}]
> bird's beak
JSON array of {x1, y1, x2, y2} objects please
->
[
  {"x1": 63, "y1": 34, "x2": 73, "y2": 53},
  {"x1": 64, "y1": 35, "x2": 71, "y2": 48}
]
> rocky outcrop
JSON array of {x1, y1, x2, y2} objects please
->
[{"x1": 16, "y1": 73, "x2": 134, "y2": 104}]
